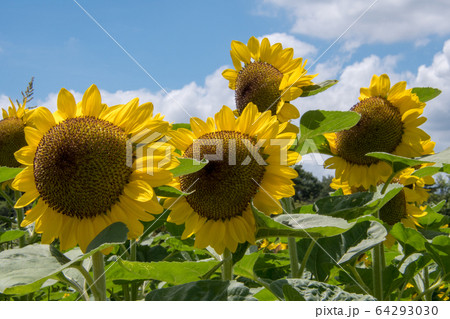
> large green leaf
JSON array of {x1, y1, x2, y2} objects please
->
[
  {"x1": 366, "y1": 152, "x2": 433, "y2": 174},
  {"x1": 145, "y1": 280, "x2": 256, "y2": 301},
  {"x1": 389, "y1": 223, "x2": 428, "y2": 257},
  {"x1": 269, "y1": 279, "x2": 376, "y2": 301},
  {"x1": 86, "y1": 222, "x2": 128, "y2": 253},
  {"x1": 411, "y1": 87, "x2": 441, "y2": 103},
  {"x1": 0, "y1": 230, "x2": 26, "y2": 244},
  {"x1": 297, "y1": 110, "x2": 361, "y2": 147},
  {"x1": 233, "y1": 251, "x2": 263, "y2": 279},
  {"x1": 0, "y1": 223, "x2": 128, "y2": 295},
  {"x1": 169, "y1": 158, "x2": 208, "y2": 177},
  {"x1": 421, "y1": 147, "x2": 450, "y2": 167},
  {"x1": 106, "y1": 260, "x2": 218, "y2": 285},
  {"x1": 254, "y1": 206, "x2": 353, "y2": 239},
  {"x1": 0, "y1": 167, "x2": 23, "y2": 183},
  {"x1": 314, "y1": 184, "x2": 403, "y2": 220},
  {"x1": 425, "y1": 235, "x2": 450, "y2": 274},
  {"x1": 296, "y1": 220, "x2": 386, "y2": 281},
  {"x1": 300, "y1": 80, "x2": 338, "y2": 97}
]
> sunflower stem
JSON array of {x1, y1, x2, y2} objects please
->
[
  {"x1": 288, "y1": 237, "x2": 300, "y2": 278},
  {"x1": 130, "y1": 239, "x2": 138, "y2": 300},
  {"x1": 13, "y1": 191, "x2": 26, "y2": 248},
  {"x1": 297, "y1": 240, "x2": 315, "y2": 279},
  {"x1": 222, "y1": 248, "x2": 233, "y2": 281},
  {"x1": 372, "y1": 241, "x2": 385, "y2": 300},
  {"x1": 92, "y1": 251, "x2": 106, "y2": 301},
  {"x1": 73, "y1": 264, "x2": 100, "y2": 300}
]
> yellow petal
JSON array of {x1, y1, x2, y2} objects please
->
[
  {"x1": 215, "y1": 105, "x2": 236, "y2": 131},
  {"x1": 57, "y1": 88, "x2": 77, "y2": 118},
  {"x1": 81, "y1": 84, "x2": 103, "y2": 117},
  {"x1": 231, "y1": 40, "x2": 251, "y2": 64},
  {"x1": 123, "y1": 180, "x2": 155, "y2": 202},
  {"x1": 14, "y1": 146, "x2": 35, "y2": 166},
  {"x1": 14, "y1": 188, "x2": 39, "y2": 208},
  {"x1": 31, "y1": 107, "x2": 56, "y2": 133}
]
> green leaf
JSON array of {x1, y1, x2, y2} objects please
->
[
  {"x1": 296, "y1": 220, "x2": 387, "y2": 281},
  {"x1": 253, "y1": 288, "x2": 279, "y2": 301},
  {"x1": 0, "y1": 230, "x2": 26, "y2": 244},
  {"x1": 425, "y1": 235, "x2": 450, "y2": 274},
  {"x1": 171, "y1": 123, "x2": 191, "y2": 130},
  {"x1": 411, "y1": 87, "x2": 441, "y2": 103},
  {"x1": 389, "y1": 223, "x2": 428, "y2": 256},
  {"x1": 300, "y1": 80, "x2": 338, "y2": 97},
  {"x1": 297, "y1": 135, "x2": 333, "y2": 156},
  {"x1": 412, "y1": 166, "x2": 443, "y2": 178},
  {"x1": 233, "y1": 250, "x2": 263, "y2": 279},
  {"x1": 140, "y1": 209, "x2": 170, "y2": 241},
  {"x1": 145, "y1": 280, "x2": 256, "y2": 301},
  {"x1": 421, "y1": 147, "x2": 450, "y2": 166},
  {"x1": 314, "y1": 184, "x2": 403, "y2": 220},
  {"x1": 269, "y1": 279, "x2": 376, "y2": 301},
  {"x1": 106, "y1": 260, "x2": 219, "y2": 285},
  {"x1": 153, "y1": 185, "x2": 190, "y2": 197},
  {"x1": 85, "y1": 222, "x2": 128, "y2": 253},
  {"x1": 366, "y1": 152, "x2": 433, "y2": 174},
  {"x1": 253, "y1": 206, "x2": 353, "y2": 239},
  {"x1": 170, "y1": 158, "x2": 208, "y2": 178},
  {"x1": 418, "y1": 204, "x2": 450, "y2": 229},
  {"x1": 297, "y1": 110, "x2": 361, "y2": 147},
  {"x1": 0, "y1": 241, "x2": 122, "y2": 295},
  {"x1": 253, "y1": 253, "x2": 291, "y2": 281},
  {"x1": 283, "y1": 284, "x2": 306, "y2": 301},
  {"x1": 0, "y1": 167, "x2": 23, "y2": 183}
]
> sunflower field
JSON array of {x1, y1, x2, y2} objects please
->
[{"x1": 0, "y1": 36, "x2": 449, "y2": 303}]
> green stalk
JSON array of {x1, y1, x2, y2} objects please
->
[
  {"x1": 348, "y1": 264, "x2": 372, "y2": 295},
  {"x1": 288, "y1": 237, "x2": 300, "y2": 278},
  {"x1": 297, "y1": 240, "x2": 315, "y2": 279},
  {"x1": 73, "y1": 264, "x2": 100, "y2": 300},
  {"x1": 222, "y1": 248, "x2": 233, "y2": 281},
  {"x1": 92, "y1": 251, "x2": 106, "y2": 301},
  {"x1": 14, "y1": 191, "x2": 26, "y2": 248},
  {"x1": 423, "y1": 267, "x2": 432, "y2": 301},
  {"x1": 0, "y1": 188, "x2": 15, "y2": 208},
  {"x1": 372, "y1": 241, "x2": 385, "y2": 300},
  {"x1": 130, "y1": 240, "x2": 138, "y2": 300}
]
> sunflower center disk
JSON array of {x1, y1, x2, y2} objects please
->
[
  {"x1": 335, "y1": 96, "x2": 404, "y2": 165},
  {"x1": 0, "y1": 118, "x2": 26, "y2": 167},
  {"x1": 179, "y1": 131, "x2": 266, "y2": 221},
  {"x1": 379, "y1": 189, "x2": 407, "y2": 225},
  {"x1": 33, "y1": 116, "x2": 132, "y2": 219},
  {"x1": 235, "y1": 61, "x2": 283, "y2": 115}
]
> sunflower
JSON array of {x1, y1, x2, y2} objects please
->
[
  {"x1": 330, "y1": 168, "x2": 434, "y2": 244},
  {"x1": 324, "y1": 74, "x2": 435, "y2": 189},
  {"x1": 222, "y1": 36, "x2": 316, "y2": 130},
  {"x1": 164, "y1": 103, "x2": 299, "y2": 254},
  {"x1": 0, "y1": 99, "x2": 31, "y2": 169},
  {"x1": 12, "y1": 85, "x2": 178, "y2": 253}
]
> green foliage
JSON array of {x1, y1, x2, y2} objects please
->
[
  {"x1": 411, "y1": 87, "x2": 441, "y2": 103},
  {"x1": 269, "y1": 279, "x2": 376, "y2": 301},
  {"x1": 300, "y1": 80, "x2": 338, "y2": 97},
  {"x1": 296, "y1": 110, "x2": 361, "y2": 148},
  {"x1": 0, "y1": 167, "x2": 23, "y2": 184},
  {"x1": 145, "y1": 280, "x2": 256, "y2": 301},
  {"x1": 292, "y1": 165, "x2": 333, "y2": 204},
  {"x1": 296, "y1": 220, "x2": 387, "y2": 281},
  {"x1": 0, "y1": 230, "x2": 26, "y2": 244},
  {"x1": 169, "y1": 158, "x2": 208, "y2": 177}
]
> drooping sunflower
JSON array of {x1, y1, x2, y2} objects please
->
[
  {"x1": 331, "y1": 167, "x2": 434, "y2": 229},
  {"x1": 0, "y1": 99, "x2": 31, "y2": 169},
  {"x1": 324, "y1": 74, "x2": 435, "y2": 189},
  {"x1": 12, "y1": 85, "x2": 178, "y2": 252},
  {"x1": 164, "y1": 103, "x2": 299, "y2": 254},
  {"x1": 222, "y1": 36, "x2": 316, "y2": 129}
]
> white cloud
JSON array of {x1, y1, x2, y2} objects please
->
[
  {"x1": 257, "y1": 32, "x2": 317, "y2": 57},
  {"x1": 37, "y1": 66, "x2": 235, "y2": 124},
  {"x1": 262, "y1": 0, "x2": 450, "y2": 48},
  {"x1": 0, "y1": 95, "x2": 11, "y2": 109}
]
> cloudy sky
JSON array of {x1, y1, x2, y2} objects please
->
[{"x1": 1, "y1": 0, "x2": 449, "y2": 177}]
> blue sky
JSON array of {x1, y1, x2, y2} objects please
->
[{"x1": 2, "y1": 0, "x2": 450, "y2": 176}]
